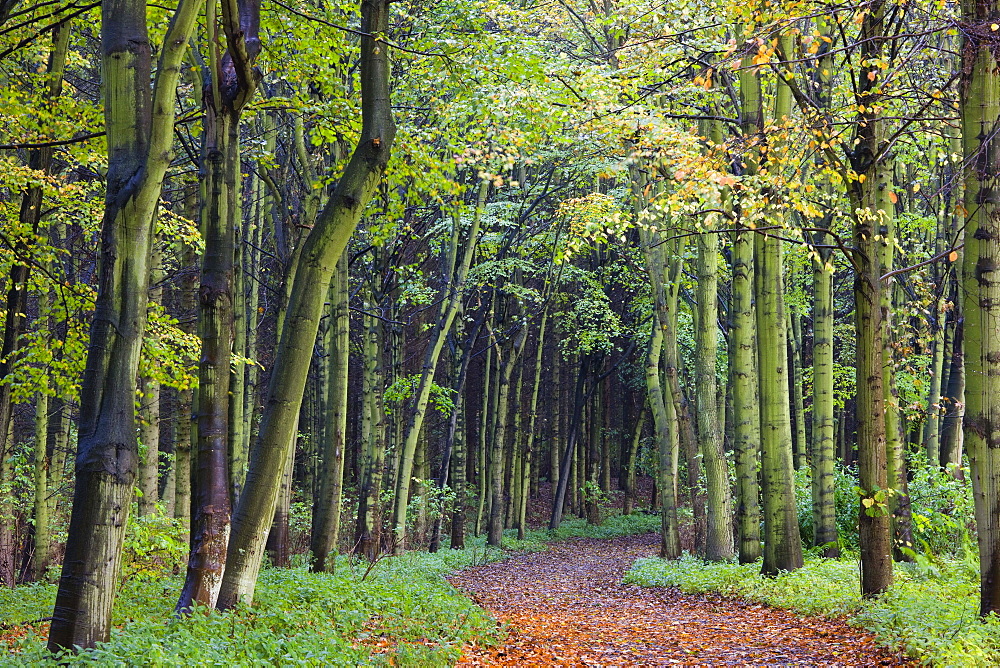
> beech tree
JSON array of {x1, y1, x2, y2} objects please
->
[
  {"x1": 48, "y1": 0, "x2": 204, "y2": 649},
  {"x1": 216, "y1": 0, "x2": 395, "y2": 608}
]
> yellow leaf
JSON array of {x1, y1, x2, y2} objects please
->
[
  {"x1": 913, "y1": 183, "x2": 921, "y2": 193},
  {"x1": 862, "y1": 498, "x2": 875, "y2": 509},
  {"x1": 858, "y1": 173, "x2": 866, "y2": 183}
]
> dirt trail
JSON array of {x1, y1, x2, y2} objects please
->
[{"x1": 450, "y1": 533, "x2": 911, "y2": 666}]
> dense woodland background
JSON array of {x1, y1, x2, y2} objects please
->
[{"x1": 0, "y1": 0, "x2": 998, "y2": 660}]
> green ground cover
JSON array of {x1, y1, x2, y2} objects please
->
[{"x1": 0, "y1": 512, "x2": 659, "y2": 666}]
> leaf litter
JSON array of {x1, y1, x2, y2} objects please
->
[{"x1": 450, "y1": 533, "x2": 913, "y2": 666}]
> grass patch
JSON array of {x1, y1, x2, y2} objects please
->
[
  {"x1": 0, "y1": 511, "x2": 659, "y2": 665},
  {"x1": 0, "y1": 549, "x2": 498, "y2": 666},
  {"x1": 625, "y1": 552, "x2": 998, "y2": 666}
]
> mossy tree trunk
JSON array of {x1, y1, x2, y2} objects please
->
[
  {"x1": 177, "y1": 0, "x2": 261, "y2": 612},
  {"x1": 49, "y1": 0, "x2": 203, "y2": 649},
  {"x1": 959, "y1": 0, "x2": 1000, "y2": 615},
  {"x1": 310, "y1": 254, "x2": 349, "y2": 571},
  {"x1": 216, "y1": 0, "x2": 395, "y2": 607}
]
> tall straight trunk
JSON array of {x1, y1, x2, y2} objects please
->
[
  {"x1": 217, "y1": 0, "x2": 395, "y2": 607},
  {"x1": 488, "y1": 322, "x2": 528, "y2": 545},
  {"x1": 138, "y1": 381, "x2": 162, "y2": 515},
  {"x1": 600, "y1": 384, "x2": 611, "y2": 493},
  {"x1": 431, "y1": 319, "x2": 479, "y2": 552},
  {"x1": 550, "y1": 355, "x2": 561, "y2": 492},
  {"x1": 31, "y1": 388, "x2": 50, "y2": 580},
  {"x1": 355, "y1": 304, "x2": 385, "y2": 560},
  {"x1": 49, "y1": 0, "x2": 202, "y2": 649},
  {"x1": 519, "y1": 309, "x2": 548, "y2": 535},
  {"x1": 475, "y1": 342, "x2": 493, "y2": 535},
  {"x1": 230, "y1": 221, "x2": 247, "y2": 501},
  {"x1": 622, "y1": 407, "x2": 645, "y2": 516},
  {"x1": 812, "y1": 246, "x2": 839, "y2": 556},
  {"x1": 173, "y1": 194, "x2": 200, "y2": 537},
  {"x1": 47, "y1": 397, "x2": 69, "y2": 538},
  {"x1": 645, "y1": 322, "x2": 681, "y2": 558},
  {"x1": 243, "y1": 114, "x2": 273, "y2": 460},
  {"x1": 962, "y1": 0, "x2": 1000, "y2": 615},
  {"x1": 941, "y1": 321, "x2": 965, "y2": 473},
  {"x1": 265, "y1": 439, "x2": 295, "y2": 568},
  {"x1": 633, "y1": 167, "x2": 684, "y2": 557},
  {"x1": 663, "y1": 253, "x2": 704, "y2": 554},
  {"x1": 878, "y1": 172, "x2": 913, "y2": 561},
  {"x1": 788, "y1": 312, "x2": 807, "y2": 470},
  {"x1": 584, "y1": 381, "x2": 600, "y2": 525},
  {"x1": 696, "y1": 225, "x2": 734, "y2": 561},
  {"x1": 807, "y1": 14, "x2": 839, "y2": 558},
  {"x1": 178, "y1": 104, "x2": 239, "y2": 613},
  {"x1": 733, "y1": 43, "x2": 765, "y2": 565},
  {"x1": 756, "y1": 33, "x2": 803, "y2": 577},
  {"x1": 311, "y1": 254, "x2": 349, "y2": 571},
  {"x1": 450, "y1": 383, "x2": 468, "y2": 550},
  {"x1": 138, "y1": 246, "x2": 163, "y2": 516},
  {"x1": 432, "y1": 313, "x2": 490, "y2": 551},
  {"x1": 755, "y1": 231, "x2": 803, "y2": 575},
  {"x1": 0, "y1": 17, "x2": 71, "y2": 588},
  {"x1": 550, "y1": 356, "x2": 589, "y2": 530},
  {"x1": 924, "y1": 301, "x2": 947, "y2": 465},
  {"x1": 391, "y1": 183, "x2": 486, "y2": 552},
  {"x1": 848, "y1": 1, "x2": 892, "y2": 597},
  {"x1": 732, "y1": 226, "x2": 761, "y2": 564}
]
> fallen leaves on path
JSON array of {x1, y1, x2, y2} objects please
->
[{"x1": 450, "y1": 534, "x2": 913, "y2": 666}]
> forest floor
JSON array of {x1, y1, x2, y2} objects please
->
[{"x1": 450, "y1": 533, "x2": 914, "y2": 666}]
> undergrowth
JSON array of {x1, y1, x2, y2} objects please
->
[
  {"x1": 0, "y1": 510, "x2": 658, "y2": 665},
  {"x1": 625, "y1": 552, "x2": 995, "y2": 667},
  {"x1": 499, "y1": 512, "x2": 661, "y2": 553}
]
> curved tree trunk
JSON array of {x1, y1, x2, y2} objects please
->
[
  {"x1": 216, "y1": 0, "x2": 395, "y2": 608},
  {"x1": 49, "y1": 0, "x2": 203, "y2": 649}
]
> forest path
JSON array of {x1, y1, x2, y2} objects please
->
[{"x1": 449, "y1": 533, "x2": 910, "y2": 666}]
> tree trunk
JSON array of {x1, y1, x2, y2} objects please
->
[
  {"x1": 216, "y1": 0, "x2": 394, "y2": 607},
  {"x1": 848, "y1": 1, "x2": 893, "y2": 598},
  {"x1": 811, "y1": 244, "x2": 839, "y2": 557},
  {"x1": 697, "y1": 224, "x2": 734, "y2": 561},
  {"x1": 550, "y1": 356, "x2": 588, "y2": 530},
  {"x1": 31, "y1": 388, "x2": 50, "y2": 580},
  {"x1": 788, "y1": 312, "x2": 807, "y2": 470},
  {"x1": 49, "y1": 0, "x2": 202, "y2": 649},
  {"x1": 732, "y1": 225, "x2": 761, "y2": 564},
  {"x1": 355, "y1": 302, "x2": 385, "y2": 560},
  {"x1": 488, "y1": 322, "x2": 528, "y2": 545},
  {"x1": 962, "y1": 0, "x2": 1000, "y2": 615},
  {"x1": 941, "y1": 320, "x2": 965, "y2": 474},
  {"x1": 310, "y1": 254, "x2": 349, "y2": 571},
  {"x1": 138, "y1": 246, "x2": 163, "y2": 516},
  {"x1": 756, "y1": 230, "x2": 804, "y2": 575}
]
